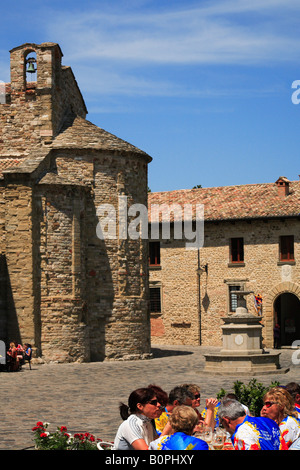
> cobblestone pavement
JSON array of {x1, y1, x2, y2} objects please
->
[{"x1": 1, "y1": 345, "x2": 299, "y2": 450}]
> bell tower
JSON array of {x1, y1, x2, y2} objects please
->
[
  {"x1": 0, "y1": 42, "x2": 87, "y2": 157},
  {"x1": 9, "y1": 42, "x2": 64, "y2": 144}
]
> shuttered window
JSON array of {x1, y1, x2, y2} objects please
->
[
  {"x1": 280, "y1": 235, "x2": 294, "y2": 261},
  {"x1": 230, "y1": 237, "x2": 244, "y2": 263}
]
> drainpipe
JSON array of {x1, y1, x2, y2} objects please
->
[{"x1": 198, "y1": 248, "x2": 202, "y2": 345}]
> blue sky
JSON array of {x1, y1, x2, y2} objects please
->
[{"x1": 1, "y1": 0, "x2": 300, "y2": 192}]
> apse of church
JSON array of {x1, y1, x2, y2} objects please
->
[{"x1": 0, "y1": 43, "x2": 152, "y2": 362}]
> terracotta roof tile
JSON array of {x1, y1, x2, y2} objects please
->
[
  {"x1": 0, "y1": 158, "x2": 23, "y2": 178},
  {"x1": 148, "y1": 180, "x2": 300, "y2": 222}
]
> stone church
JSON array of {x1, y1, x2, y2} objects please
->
[
  {"x1": 148, "y1": 178, "x2": 300, "y2": 349},
  {"x1": 0, "y1": 43, "x2": 152, "y2": 362}
]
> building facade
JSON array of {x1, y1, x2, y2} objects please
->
[
  {"x1": 148, "y1": 177, "x2": 300, "y2": 349},
  {"x1": 0, "y1": 43, "x2": 152, "y2": 362}
]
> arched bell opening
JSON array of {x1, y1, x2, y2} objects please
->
[{"x1": 24, "y1": 50, "x2": 37, "y2": 88}]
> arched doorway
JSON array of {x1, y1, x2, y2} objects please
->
[{"x1": 274, "y1": 293, "x2": 300, "y2": 347}]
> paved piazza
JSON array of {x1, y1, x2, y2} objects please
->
[{"x1": 1, "y1": 345, "x2": 299, "y2": 450}]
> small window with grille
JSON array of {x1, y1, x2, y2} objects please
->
[{"x1": 150, "y1": 287, "x2": 161, "y2": 313}]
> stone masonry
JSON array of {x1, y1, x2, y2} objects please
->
[
  {"x1": 0, "y1": 43, "x2": 152, "y2": 363},
  {"x1": 148, "y1": 179, "x2": 300, "y2": 349}
]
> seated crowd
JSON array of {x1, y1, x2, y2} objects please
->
[
  {"x1": 5, "y1": 341, "x2": 32, "y2": 371},
  {"x1": 113, "y1": 381, "x2": 300, "y2": 450}
]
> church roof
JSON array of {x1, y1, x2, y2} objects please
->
[
  {"x1": 51, "y1": 116, "x2": 151, "y2": 160},
  {"x1": 0, "y1": 115, "x2": 151, "y2": 178},
  {"x1": 148, "y1": 179, "x2": 300, "y2": 222}
]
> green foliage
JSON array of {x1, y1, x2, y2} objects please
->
[{"x1": 217, "y1": 378, "x2": 280, "y2": 417}]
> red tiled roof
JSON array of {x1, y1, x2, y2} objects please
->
[{"x1": 148, "y1": 179, "x2": 300, "y2": 222}]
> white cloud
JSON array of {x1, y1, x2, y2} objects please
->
[
  {"x1": 2, "y1": 1, "x2": 300, "y2": 100},
  {"x1": 48, "y1": 0, "x2": 300, "y2": 65}
]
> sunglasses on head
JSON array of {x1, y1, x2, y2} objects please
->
[
  {"x1": 263, "y1": 401, "x2": 278, "y2": 408},
  {"x1": 194, "y1": 394, "x2": 201, "y2": 399}
]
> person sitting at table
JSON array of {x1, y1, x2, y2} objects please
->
[
  {"x1": 154, "y1": 385, "x2": 195, "y2": 436},
  {"x1": 201, "y1": 392, "x2": 250, "y2": 429},
  {"x1": 15, "y1": 342, "x2": 24, "y2": 366},
  {"x1": 113, "y1": 386, "x2": 163, "y2": 450},
  {"x1": 284, "y1": 382, "x2": 300, "y2": 419},
  {"x1": 261, "y1": 386, "x2": 300, "y2": 450},
  {"x1": 149, "y1": 405, "x2": 209, "y2": 450},
  {"x1": 182, "y1": 383, "x2": 218, "y2": 431},
  {"x1": 218, "y1": 398, "x2": 281, "y2": 450},
  {"x1": 23, "y1": 343, "x2": 32, "y2": 368},
  {"x1": 6, "y1": 342, "x2": 19, "y2": 372}
]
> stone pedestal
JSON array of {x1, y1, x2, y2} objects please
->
[{"x1": 204, "y1": 291, "x2": 289, "y2": 375}]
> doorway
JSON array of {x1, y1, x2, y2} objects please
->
[{"x1": 274, "y1": 293, "x2": 300, "y2": 347}]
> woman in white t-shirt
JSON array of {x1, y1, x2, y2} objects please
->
[{"x1": 113, "y1": 386, "x2": 164, "y2": 450}]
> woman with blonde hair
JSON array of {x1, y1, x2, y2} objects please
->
[
  {"x1": 261, "y1": 386, "x2": 300, "y2": 449},
  {"x1": 7, "y1": 342, "x2": 19, "y2": 371},
  {"x1": 149, "y1": 406, "x2": 209, "y2": 450}
]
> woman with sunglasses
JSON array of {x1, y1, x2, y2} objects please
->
[
  {"x1": 113, "y1": 387, "x2": 163, "y2": 450},
  {"x1": 183, "y1": 383, "x2": 218, "y2": 430},
  {"x1": 261, "y1": 387, "x2": 300, "y2": 450}
]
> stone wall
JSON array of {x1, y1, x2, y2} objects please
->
[
  {"x1": 0, "y1": 183, "x2": 36, "y2": 346},
  {"x1": 0, "y1": 43, "x2": 151, "y2": 363},
  {"x1": 150, "y1": 218, "x2": 300, "y2": 348}
]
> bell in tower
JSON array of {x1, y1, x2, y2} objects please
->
[{"x1": 25, "y1": 54, "x2": 37, "y2": 83}]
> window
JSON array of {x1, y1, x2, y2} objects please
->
[
  {"x1": 229, "y1": 285, "x2": 241, "y2": 312},
  {"x1": 230, "y1": 238, "x2": 244, "y2": 263},
  {"x1": 149, "y1": 241, "x2": 160, "y2": 266},
  {"x1": 150, "y1": 287, "x2": 161, "y2": 313},
  {"x1": 280, "y1": 235, "x2": 294, "y2": 262}
]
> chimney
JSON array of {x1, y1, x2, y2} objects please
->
[{"x1": 275, "y1": 177, "x2": 290, "y2": 197}]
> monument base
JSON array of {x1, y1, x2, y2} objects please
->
[{"x1": 203, "y1": 351, "x2": 289, "y2": 376}]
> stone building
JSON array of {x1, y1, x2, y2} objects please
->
[
  {"x1": 0, "y1": 43, "x2": 152, "y2": 362},
  {"x1": 148, "y1": 177, "x2": 300, "y2": 349}
]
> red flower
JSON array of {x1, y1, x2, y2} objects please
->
[
  {"x1": 40, "y1": 433, "x2": 47, "y2": 438},
  {"x1": 36, "y1": 421, "x2": 44, "y2": 427},
  {"x1": 89, "y1": 435, "x2": 95, "y2": 442},
  {"x1": 60, "y1": 426, "x2": 68, "y2": 432},
  {"x1": 32, "y1": 424, "x2": 45, "y2": 432}
]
